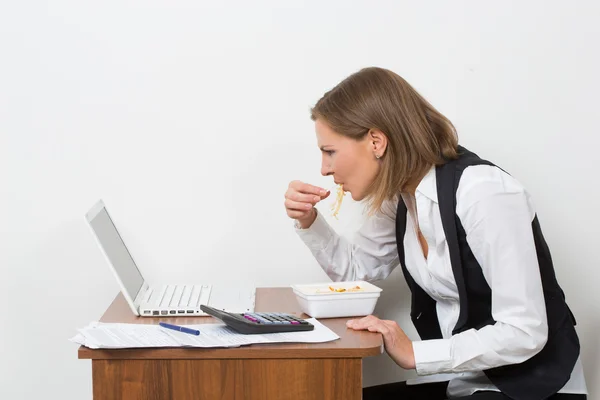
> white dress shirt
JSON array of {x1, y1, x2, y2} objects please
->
[{"x1": 295, "y1": 165, "x2": 586, "y2": 397}]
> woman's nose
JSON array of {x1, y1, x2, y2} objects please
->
[{"x1": 321, "y1": 164, "x2": 333, "y2": 177}]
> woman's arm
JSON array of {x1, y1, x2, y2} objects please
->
[{"x1": 295, "y1": 201, "x2": 399, "y2": 282}]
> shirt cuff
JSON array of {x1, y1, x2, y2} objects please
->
[
  {"x1": 412, "y1": 339, "x2": 453, "y2": 376},
  {"x1": 294, "y1": 209, "x2": 335, "y2": 251}
]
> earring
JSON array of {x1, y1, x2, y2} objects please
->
[{"x1": 375, "y1": 154, "x2": 381, "y2": 159}]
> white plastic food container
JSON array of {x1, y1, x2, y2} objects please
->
[{"x1": 291, "y1": 281, "x2": 382, "y2": 318}]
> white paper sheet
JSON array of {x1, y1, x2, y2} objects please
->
[{"x1": 71, "y1": 318, "x2": 339, "y2": 349}]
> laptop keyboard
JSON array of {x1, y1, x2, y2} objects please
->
[{"x1": 142, "y1": 284, "x2": 212, "y2": 315}]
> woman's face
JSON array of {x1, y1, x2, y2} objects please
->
[{"x1": 315, "y1": 119, "x2": 384, "y2": 201}]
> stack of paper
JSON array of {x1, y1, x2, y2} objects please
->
[{"x1": 71, "y1": 318, "x2": 339, "y2": 349}]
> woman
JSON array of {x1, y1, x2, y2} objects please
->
[{"x1": 284, "y1": 67, "x2": 586, "y2": 400}]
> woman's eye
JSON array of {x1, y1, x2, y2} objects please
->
[{"x1": 325, "y1": 150, "x2": 335, "y2": 155}]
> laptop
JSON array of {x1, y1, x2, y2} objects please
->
[{"x1": 85, "y1": 200, "x2": 256, "y2": 317}]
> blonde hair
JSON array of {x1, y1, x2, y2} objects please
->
[{"x1": 310, "y1": 67, "x2": 459, "y2": 214}]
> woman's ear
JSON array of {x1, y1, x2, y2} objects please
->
[{"x1": 368, "y1": 129, "x2": 388, "y2": 158}]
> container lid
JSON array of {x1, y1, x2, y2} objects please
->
[{"x1": 291, "y1": 280, "x2": 382, "y2": 296}]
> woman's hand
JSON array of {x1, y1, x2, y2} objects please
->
[
  {"x1": 284, "y1": 180, "x2": 330, "y2": 229},
  {"x1": 346, "y1": 315, "x2": 416, "y2": 369}
]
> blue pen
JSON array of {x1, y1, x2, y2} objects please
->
[{"x1": 159, "y1": 322, "x2": 200, "y2": 336}]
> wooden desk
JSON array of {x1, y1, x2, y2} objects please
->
[{"x1": 79, "y1": 288, "x2": 383, "y2": 399}]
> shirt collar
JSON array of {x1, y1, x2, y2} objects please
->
[{"x1": 415, "y1": 166, "x2": 437, "y2": 203}]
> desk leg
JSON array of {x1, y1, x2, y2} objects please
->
[{"x1": 93, "y1": 358, "x2": 362, "y2": 400}]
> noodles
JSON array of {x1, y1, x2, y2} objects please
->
[
  {"x1": 329, "y1": 285, "x2": 362, "y2": 292},
  {"x1": 314, "y1": 285, "x2": 364, "y2": 294},
  {"x1": 331, "y1": 184, "x2": 345, "y2": 219}
]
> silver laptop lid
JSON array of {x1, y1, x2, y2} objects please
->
[{"x1": 86, "y1": 200, "x2": 147, "y2": 311}]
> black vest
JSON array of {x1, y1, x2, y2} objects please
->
[{"x1": 395, "y1": 147, "x2": 580, "y2": 400}]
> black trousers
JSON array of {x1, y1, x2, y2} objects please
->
[{"x1": 362, "y1": 381, "x2": 587, "y2": 400}]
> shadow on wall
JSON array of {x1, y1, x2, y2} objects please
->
[{"x1": 582, "y1": 316, "x2": 600, "y2": 396}]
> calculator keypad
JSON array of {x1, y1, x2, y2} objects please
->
[
  {"x1": 200, "y1": 304, "x2": 314, "y2": 334},
  {"x1": 242, "y1": 312, "x2": 309, "y2": 325}
]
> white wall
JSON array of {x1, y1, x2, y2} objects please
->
[{"x1": 1, "y1": 1, "x2": 599, "y2": 398}]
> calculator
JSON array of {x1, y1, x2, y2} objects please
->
[{"x1": 200, "y1": 304, "x2": 314, "y2": 334}]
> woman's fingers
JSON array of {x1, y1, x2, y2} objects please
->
[
  {"x1": 347, "y1": 316, "x2": 395, "y2": 339},
  {"x1": 367, "y1": 322, "x2": 390, "y2": 336},
  {"x1": 284, "y1": 181, "x2": 331, "y2": 221},
  {"x1": 349, "y1": 318, "x2": 399, "y2": 350},
  {"x1": 290, "y1": 180, "x2": 329, "y2": 197},
  {"x1": 285, "y1": 189, "x2": 322, "y2": 205},
  {"x1": 286, "y1": 209, "x2": 312, "y2": 219},
  {"x1": 284, "y1": 190, "x2": 318, "y2": 220},
  {"x1": 346, "y1": 315, "x2": 380, "y2": 330},
  {"x1": 285, "y1": 198, "x2": 313, "y2": 211}
]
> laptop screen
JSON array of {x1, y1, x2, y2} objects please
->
[{"x1": 88, "y1": 206, "x2": 144, "y2": 300}]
